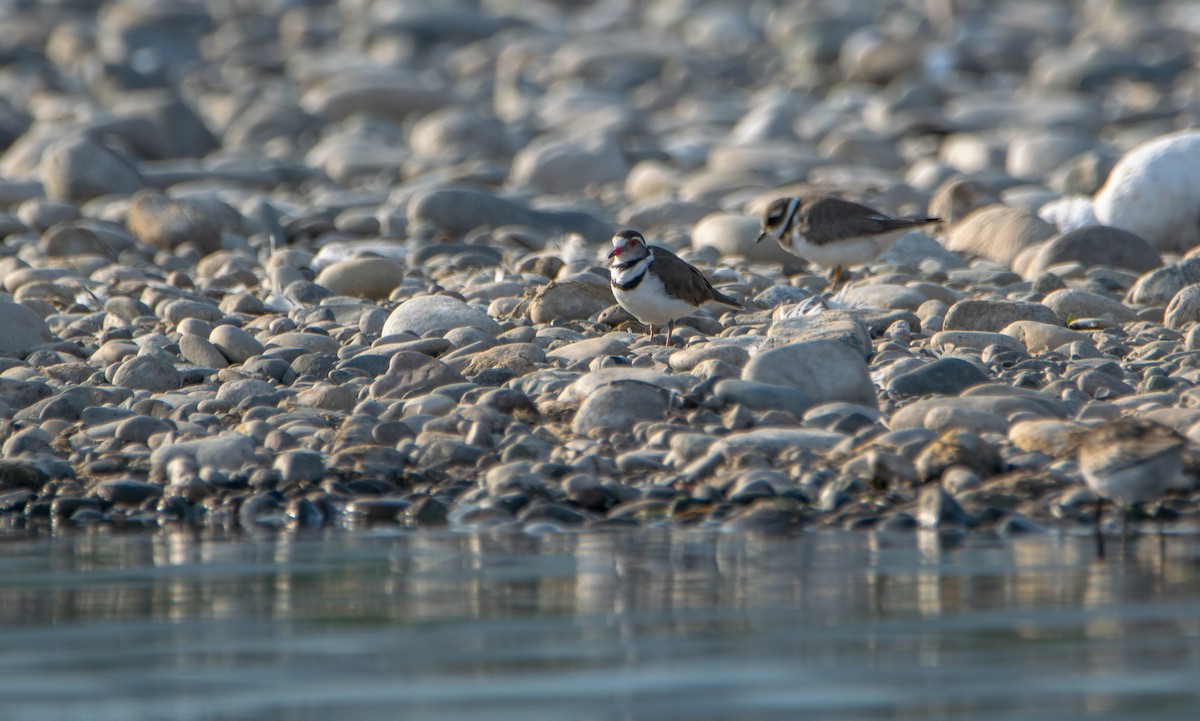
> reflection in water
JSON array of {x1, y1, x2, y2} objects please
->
[{"x1": 1, "y1": 528, "x2": 1199, "y2": 720}]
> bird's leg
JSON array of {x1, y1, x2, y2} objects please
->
[
  {"x1": 829, "y1": 265, "x2": 844, "y2": 292},
  {"x1": 665, "y1": 320, "x2": 674, "y2": 346},
  {"x1": 648, "y1": 323, "x2": 655, "y2": 343},
  {"x1": 1094, "y1": 498, "x2": 1106, "y2": 560}
]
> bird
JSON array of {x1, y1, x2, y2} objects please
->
[
  {"x1": 755, "y1": 195, "x2": 940, "y2": 289},
  {"x1": 607, "y1": 229, "x2": 741, "y2": 346},
  {"x1": 1076, "y1": 417, "x2": 1188, "y2": 548}
]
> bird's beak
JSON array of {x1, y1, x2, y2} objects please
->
[
  {"x1": 606, "y1": 247, "x2": 619, "y2": 259},
  {"x1": 755, "y1": 231, "x2": 769, "y2": 244}
]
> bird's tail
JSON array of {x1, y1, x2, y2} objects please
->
[
  {"x1": 882, "y1": 216, "x2": 940, "y2": 231},
  {"x1": 711, "y1": 289, "x2": 742, "y2": 309}
]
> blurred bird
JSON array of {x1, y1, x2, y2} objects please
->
[{"x1": 756, "y1": 195, "x2": 939, "y2": 289}]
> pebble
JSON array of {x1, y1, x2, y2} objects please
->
[
  {"x1": 887, "y1": 358, "x2": 990, "y2": 398},
  {"x1": 1018, "y1": 225, "x2": 1161, "y2": 278},
  {"x1": 571, "y1": 382, "x2": 670, "y2": 436},
  {"x1": 111, "y1": 354, "x2": 181, "y2": 392},
  {"x1": 1041, "y1": 288, "x2": 1138, "y2": 324},
  {"x1": 0, "y1": 301, "x2": 56, "y2": 354},
  {"x1": 942, "y1": 300, "x2": 1060, "y2": 333},
  {"x1": 713, "y1": 380, "x2": 815, "y2": 418},
  {"x1": 370, "y1": 352, "x2": 465, "y2": 399},
  {"x1": 41, "y1": 135, "x2": 145, "y2": 203},
  {"x1": 315, "y1": 258, "x2": 405, "y2": 300},
  {"x1": 210, "y1": 325, "x2": 264, "y2": 364},
  {"x1": 999, "y1": 321, "x2": 1089, "y2": 354},
  {"x1": 178, "y1": 334, "x2": 228, "y2": 369},
  {"x1": 743, "y1": 339, "x2": 876, "y2": 407},
  {"x1": 383, "y1": 295, "x2": 501, "y2": 337}
]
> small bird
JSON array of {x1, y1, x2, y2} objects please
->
[
  {"x1": 1076, "y1": 417, "x2": 1187, "y2": 543},
  {"x1": 755, "y1": 195, "x2": 939, "y2": 289},
  {"x1": 607, "y1": 229, "x2": 741, "y2": 346}
]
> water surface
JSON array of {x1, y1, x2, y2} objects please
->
[{"x1": 2, "y1": 528, "x2": 1199, "y2": 720}]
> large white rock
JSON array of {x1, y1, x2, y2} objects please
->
[
  {"x1": 1092, "y1": 130, "x2": 1200, "y2": 252},
  {"x1": 383, "y1": 295, "x2": 501, "y2": 337}
]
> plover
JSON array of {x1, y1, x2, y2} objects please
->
[
  {"x1": 1076, "y1": 417, "x2": 1187, "y2": 543},
  {"x1": 607, "y1": 229, "x2": 741, "y2": 346},
  {"x1": 755, "y1": 195, "x2": 939, "y2": 289}
]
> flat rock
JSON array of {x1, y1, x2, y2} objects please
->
[
  {"x1": 150, "y1": 434, "x2": 255, "y2": 478},
  {"x1": 293, "y1": 383, "x2": 356, "y2": 412},
  {"x1": 370, "y1": 351, "x2": 465, "y2": 400},
  {"x1": 943, "y1": 299, "x2": 1060, "y2": 332},
  {"x1": 456, "y1": 343, "x2": 546, "y2": 377},
  {"x1": 273, "y1": 449, "x2": 326, "y2": 484},
  {"x1": 210, "y1": 325, "x2": 263, "y2": 364},
  {"x1": 567, "y1": 368, "x2": 688, "y2": 401},
  {"x1": 1041, "y1": 288, "x2": 1137, "y2": 324},
  {"x1": 547, "y1": 336, "x2": 630, "y2": 363},
  {"x1": 315, "y1": 257, "x2": 405, "y2": 300},
  {"x1": 931, "y1": 331, "x2": 1026, "y2": 352},
  {"x1": 887, "y1": 357, "x2": 990, "y2": 398},
  {"x1": 766, "y1": 311, "x2": 872, "y2": 357},
  {"x1": 891, "y1": 392, "x2": 1067, "y2": 429},
  {"x1": 178, "y1": 334, "x2": 228, "y2": 369},
  {"x1": 713, "y1": 379, "x2": 815, "y2": 417},
  {"x1": 111, "y1": 355, "x2": 181, "y2": 392},
  {"x1": 571, "y1": 382, "x2": 669, "y2": 435},
  {"x1": 708, "y1": 428, "x2": 847, "y2": 459},
  {"x1": 269, "y1": 331, "x2": 342, "y2": 355},
  {"x1": 842, "y1": 284, "x2": 927, "y2": 311},
  {"x1": 383, "y1": 295, "x2": 501, "y2": 337},
  {"x1": 510, "y1": 131, "x2": 628, "y2": 192},
  {"x1": 300, "y1": 71, "x2": 453, "y2": 122},
  {"x1": 1000, "y1": 320, "x2": 1090, "y2": 353},
  {"x1": 216, "y1": 378, "x2": 276, "y2": 404},
  {"x1": 742, "y1": 339, "x2": 876, "y2": 407},
  {"x1": 0, "y1": 301, "x2": 56, "y2": 355},
  {"x1": 41, "y1": 135, "x2": 144, "y2": 203},
  {"x1": 1017, "y1": 225, "x2": 1161, "y2": 278},
  {"x1": 668, "y1": 343, "x2": 750, "y2": 372}
]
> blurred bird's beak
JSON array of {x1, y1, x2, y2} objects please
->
[
  {"x1": 755, "y1": 231, "x2": 769, "y2": 244},
  {"x1": 606, "y1": 247, "x2": 619, "y2": 259}
]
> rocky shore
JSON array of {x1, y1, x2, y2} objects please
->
[{"x1": 1, "y1": 0, "x2": 1200, "y2": 535}]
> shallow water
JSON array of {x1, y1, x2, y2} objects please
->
[{"x1": 1, "y1": 528, "x2": 1199, "y2": 720}]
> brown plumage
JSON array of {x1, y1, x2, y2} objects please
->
[
  {"x1": 608, "y1": 229, "x2": 740, "y2": 345},
  {"x1": 1075, "y1": 416, "x2": 1188, "y2": 553},
  {"x1": 756, "y1": 195, "x2": 940, "y2": 288}
]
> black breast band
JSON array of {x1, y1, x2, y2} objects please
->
[{"x1": 613, "y1": 267, "x2": 646, "y2": 291}]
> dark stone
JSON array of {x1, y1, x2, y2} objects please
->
[{"x1": 887, "y1": 357, "x2": 990, "y2": 397}]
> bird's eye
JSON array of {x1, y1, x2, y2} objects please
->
[{"x1": 767, "y1": 212, "x2": 781, "y2": 224}]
